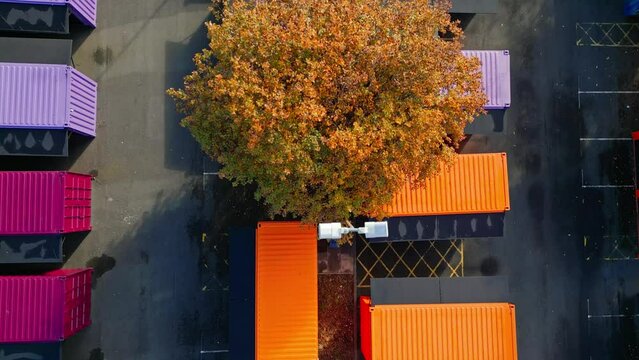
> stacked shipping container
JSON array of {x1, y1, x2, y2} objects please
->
[
  {"x1": 360, "y1": 297, "x2": 518, "y2": 360},
  {"x1": 0, "y1": 1, "x2": 97, "y2": 357},
  {"x1": 0, "y1": 269, "x2": 93, "y2": 343},
  {"x1": 255, "y1": 222, "x2": 318, "y2": 360},
  {"x1": 384, "y1": 153, "x2": 510, "y2": 217}
]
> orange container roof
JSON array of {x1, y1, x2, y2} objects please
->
[
  {"x1": 255, "y1": 221, "x2": 318, "y2": 360},
  {"x1": 384, "y1": 153, "x2": 510, "y2": 216},
  {"x1": 370, "y1": 303, "x2": 518, "y2": 360}
]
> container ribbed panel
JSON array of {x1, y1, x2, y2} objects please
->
[
  {"x1": 0, "y1": 172, "x2": 92, "y2": 235},
  {"x1": 67, "y1": 68, "x2": 97, "y2": 136},
  {"x1": 0, "y1": 172, "x2": 64, "y2": 235},
  {"x1": 0, "y1": 269, "x2": 92, "y2": 343},
  {"x1": 461, "y1": 50, "x2": 511, "y2": 109},
  {"x1": 0, "y1": 63, "x2": 97, "y2": 136},
  {"x1": 0, "y1": 276, "x2": 64, "y2": 343},
  {"x1": 255, "y1": 222, "x2": 318, "y2": 360},
  {"x1": 384, "y1": 153, "x2": 510, "y2": 217},
  {"x1": 68, "y1": 0, "x2": 97, "y2": 27},
  {"x1": 370, "y1": 303, "x2": 518, "y2": 360},
  {"x1": 62, "y1": 172, "x2": 92, "y2": 233},
  {"x1": 0, "y1": 63, "x2": 67, "y2": 129}
]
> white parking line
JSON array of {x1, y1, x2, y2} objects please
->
[
  {"x1": 580, "y1": 170, "x2": 634, "y2": 188},
  {"x1": 577, "y1": 90, "x2": 639, "y2": 108},
  {"x1": 580, "y1": 138, "x2": 632, "y2": 141}
]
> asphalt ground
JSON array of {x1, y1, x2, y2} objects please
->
[
  {"x1": 1, "y1": 0, "x2": 639, "y2": 359},
  {"x1": 461, "y1": 0, "x2": 639, "y2": 359}
]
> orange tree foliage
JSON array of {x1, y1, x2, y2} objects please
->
[{"x1": 168, "y1": 0, "x2": 486, "y2": 222}]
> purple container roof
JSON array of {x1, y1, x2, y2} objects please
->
[
  {"x1": 0, "y1": 0, "x2": 97, "y2": 27},
  {"x1": 0, "y1": 62, "x2": 97, "y2": 136},
  {"x1": 462, "y1": 50, "x2": 511, "y2": 109}
]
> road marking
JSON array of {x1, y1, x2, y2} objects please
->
[
  {"x1": 577, "y1": 90, "x2": 639, "y2": 108},
  {"x1": 201, "y1": 350, "x2": 230, "y2": 354},
  {"x1": 578, "y1": 91, "x2": 639, "y2": 94},
  {"x1": 581, "y1": 170, "x2": 634, "y2": 188},
  {"x1": 580, "y1": 138, "x2": 632, "y2": 141}
]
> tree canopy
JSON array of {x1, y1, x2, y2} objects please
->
[{"x1": 168, "y1": 0, "x2": 486, "y2": 222}]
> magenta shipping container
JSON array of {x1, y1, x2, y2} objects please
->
[
  {"x1": 0, "y1": 172, "x2": 92, "y2": 235},
  {"x1": 0, "y1": 0, "x2": 97, "y2": 27},
  {"x1": 0, "y1": 62, "x2": 97, "y2": 137},
  {"x1": 0, "y1": 268, "x2": 92, "y2": 343},
  {"x1": 462, "y1": 50, "x2": 511, "y2": 109}
]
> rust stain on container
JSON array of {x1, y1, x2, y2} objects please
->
[
  {"x1": 368, "y1": 302, "x2": 518, "y2": 360},
  {"x1": 384, "y1": 153, "x2": 510, "y2": 217},
  {"x1": 255, "y1": 221, "x2": 318, "y2": 360}
]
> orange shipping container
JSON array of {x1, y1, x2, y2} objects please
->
[
  {"x1": 255, "y1": 222, "x2": 318, "y2": 360},
  {"x1": 384, "y1": 153, "x2": 510, "y2": 217},
  {"x1": 364, "y1": 302, "x2": 518, "y2": 360}
]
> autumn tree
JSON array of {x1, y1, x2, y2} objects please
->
[{"x1": 169, "y1": 0, "x2": 486, "y2": 222}]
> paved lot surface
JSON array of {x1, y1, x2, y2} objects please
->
[
  {"x1": 462, "y1": 0, "x2": 639, "y2": 359},
  {"x1": 2, "y1": 0, "x2": 638, "y2": 359},
  {"x1": 0, "y1": 1, "x2": 233, "y2": 359}
]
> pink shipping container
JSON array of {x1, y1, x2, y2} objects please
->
[
  {"x1": 0, "y1": 172, "x2": 92, "y2": 235},
  {"x1": 0, "y1": 268, "x2": 93, "y2": 343},
  {"x1": 461, "y1": 50, "x2": 511, "y2": 109}
]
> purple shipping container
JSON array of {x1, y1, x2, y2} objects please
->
[
  {"x1": 0, "y1": 0, "x2": 97, "y2": 27},
  {"x1": 462, "y1": 50, "x2": 511, "y2": 109},
  {"x1": 0, "y1": 62, "x2": 97, "y2": 137},
  {"x1": 0, "y1": 171, "x2": 92, "y2": 235},
  {"x1": 0, "y1": 268, "x2": 92, "y2": 343}
]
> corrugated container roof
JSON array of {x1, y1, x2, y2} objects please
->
[
  {"x1": 0, "y1": 171, "x2": 92, "y2": 235},
  {"x1": 0, "y1": 268, "x2": 92, "y2": 343},
  {"x1": 462, "y1": 50, "x2": 511, "y2": 109},
  {"x1": 0, "y1": 0, "x2": 97, "y2": 26},
  {"x1": 370, "y1": 303, "x2": 518, "y2": 360},
  {"x1": 0, "y1": 62, "x2": 97, "y2": 136},
  {"x1": 255, "y1": 222, "x2": 318, "y2": 360},
  {"x1": 384, "y1": 153, "x2": 510, "y2": 217}
]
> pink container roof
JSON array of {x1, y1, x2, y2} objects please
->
[
  {"x1": 0, "y1": 269, "x2": 92, "y2": 343},
  {"x1": 0, "y1": 171, "x2": 92, "y2": 235},
  {"x1": 462, "y1": 50, "x2": 511, "y2": 109}
]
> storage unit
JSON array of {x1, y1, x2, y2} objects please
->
[
  {"x1": 255, "y1": 222, "x2": 318, "y2": 360},
  {"x1": 0, "y1": 171, "x2": 92, "y2": 235},
  {"x1": 0, "y1": 62, "x2": 97, "y2": 139},
  {"x1": 0, "y1": 268, "x2": 93, "y2": 343},
  {"x1": 462, "y1": 50, "x2": 511, "y2": 109},
  {"x1": 383, "y1": 153, "x2": 510, "y2": 217},
  {"x1": 0, "y1": 0, "x2": 96, "y2": 34},
  {"x1": 360, "y1": 299, "x2": 518, "y2": 360}
]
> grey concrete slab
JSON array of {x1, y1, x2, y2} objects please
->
[
  {"x1": 0, "y1": 37, "x2": 72, "y2": 64},
  {"x1": 439, "y1": 276, "x2": 510, "y2": 303},
  {"x1": 371, "y1": 278, "x2": 441, "y2": 305}
]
